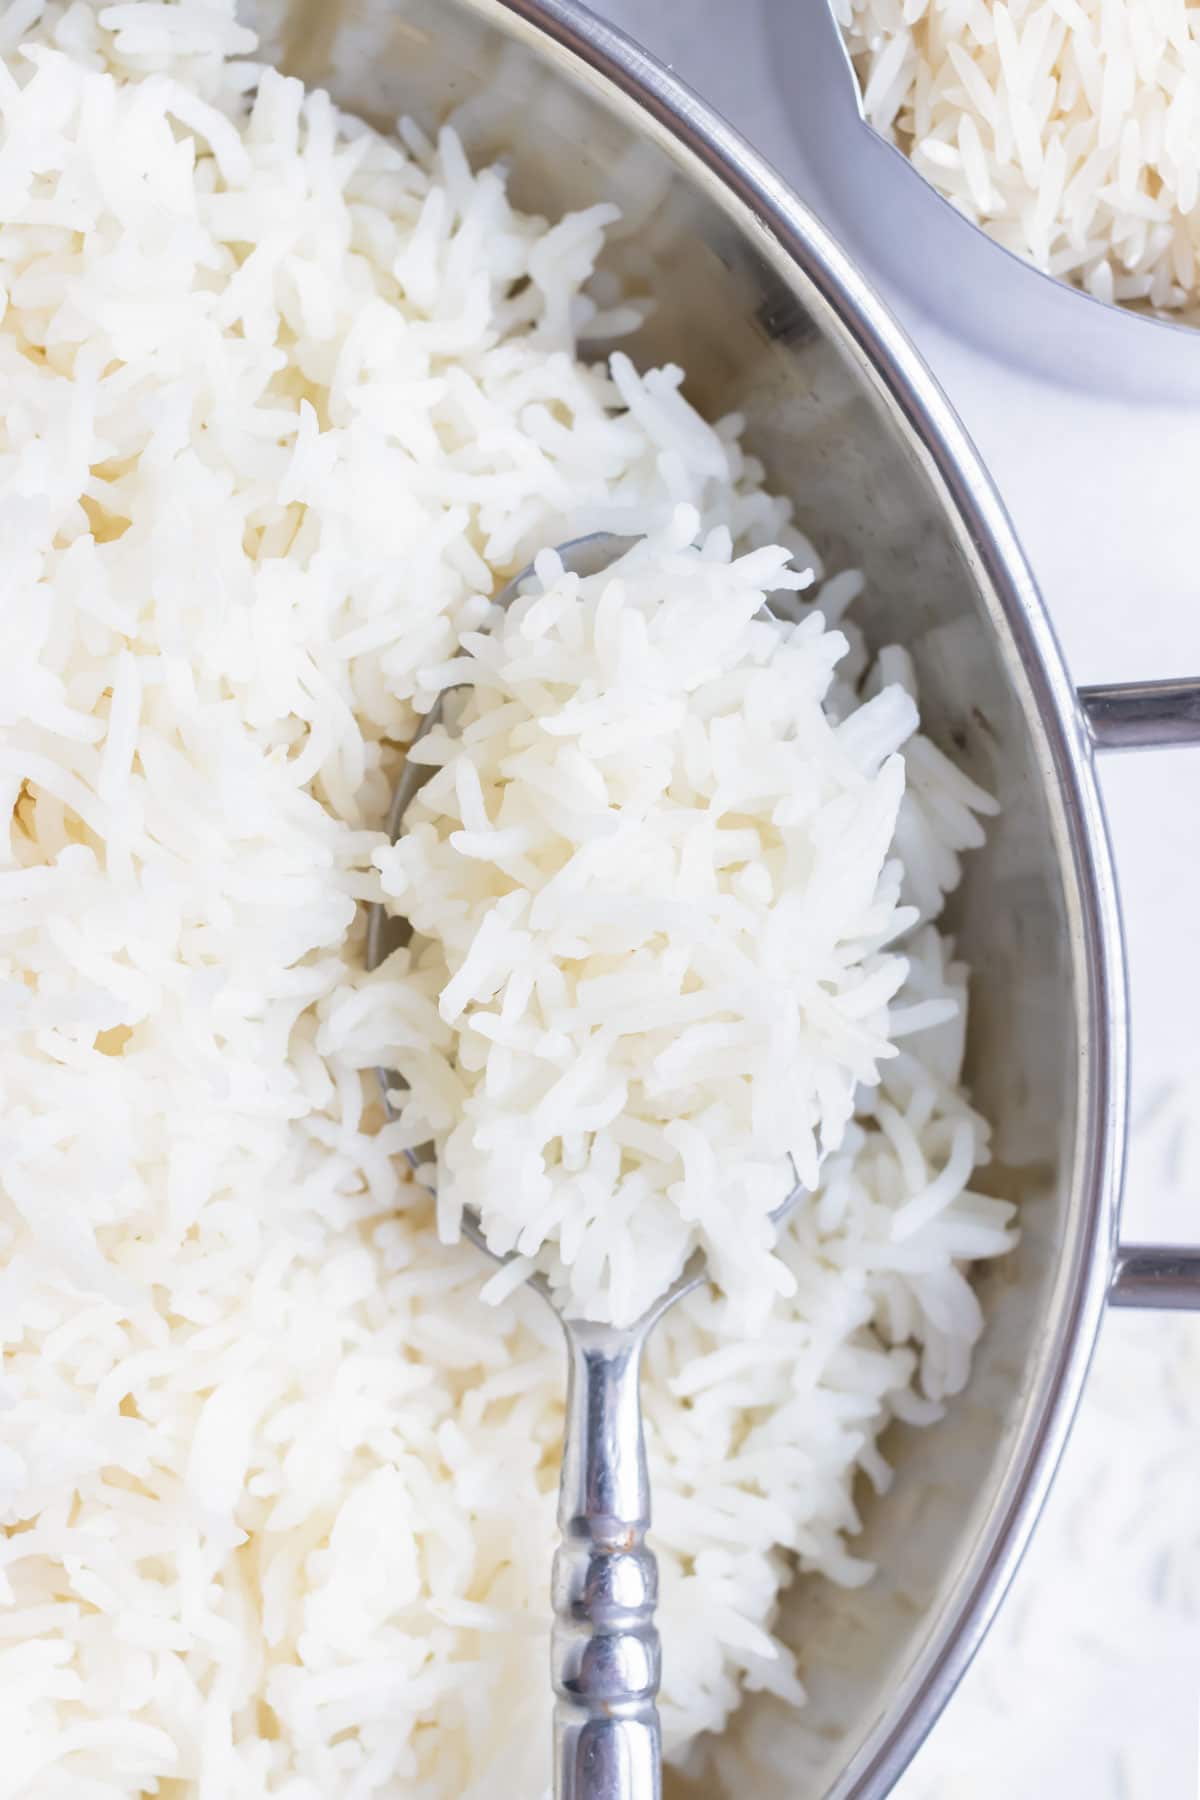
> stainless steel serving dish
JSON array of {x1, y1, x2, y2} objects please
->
[
  {"x1": 248, "y1": 1, "x2": 1200, "y2": 1791},
  {"x1": 768, "y1": 0, "x2": 1200, "y2": 405}
]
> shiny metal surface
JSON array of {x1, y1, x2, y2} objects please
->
[
  {"x1": 1109, "y1": 1245, "x2": 1200, "y2": 1311},
  {"x1": 1081, "y1": 679, "x2": 1200, "y2": 751},
  {"x1": 553, "y1": 1322, "x2": 662, "y2": 1800},
  {"x1": 250, "y1": 0, "x2": 1152, "y2": 1793},
  {"x1": 1086, "y1": 706, "x2": 1200, "y2": 1317},
  {"x1": 766, "y1": 0, "x2": 1200, "y2": 404}
]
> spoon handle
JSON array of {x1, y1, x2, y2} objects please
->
[{"x1": 552, "y1": 1322, "x2": 662, "y2": 1800}]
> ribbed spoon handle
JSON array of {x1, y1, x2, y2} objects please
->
[{"x1": 551, "y1": 1323, "x2": 661, "y2": 1800}]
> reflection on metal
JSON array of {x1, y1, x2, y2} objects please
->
[
  {"x1": 1110, "y1": 1245, "x2": 1200, "y2": 1312},
  {"x1": 1080, "y1": 680, "x2": 1200, "y2": 752}
]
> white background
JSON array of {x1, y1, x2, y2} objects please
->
[{"x1": 594, "y1": 3, "x2": 1200, "y2": 1794}]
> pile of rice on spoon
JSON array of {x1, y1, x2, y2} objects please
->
[
  {"x1": 1, "y1": 2, "x2": 1012, "y2": 1794},
  {"x1": 373, "y1": 514, "x2": 928, "y2": 1329}
]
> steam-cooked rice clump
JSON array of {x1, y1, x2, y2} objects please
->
[{"x1": 374, "y1": 519, "x2": 928, "y2": 1328}]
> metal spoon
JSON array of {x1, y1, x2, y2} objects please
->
[{"x1": 366, "y1": 533, "x2": 802, "y2": 1800}]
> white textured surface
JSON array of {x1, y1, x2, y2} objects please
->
[{"x1": 595, "y1": 1, "x2": 1200, "y2": 1794}]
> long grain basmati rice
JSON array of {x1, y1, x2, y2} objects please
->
[
  {"x1": 1, "y1": 3, "x2": 1013, "y2": 1793},
  {"x1": 371, "y1": 516, "x2": 933, "y2": 1328}
]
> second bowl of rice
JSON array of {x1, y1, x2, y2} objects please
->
[{"x1": 768, "y1": 0, "x2": 1200, "y2": 403}]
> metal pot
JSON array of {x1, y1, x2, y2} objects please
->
[{"x1": 251, "y1": 1, "x2": 1200, "y2": 1790}]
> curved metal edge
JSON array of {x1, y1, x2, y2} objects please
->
[
  {"x1": 1110, "y1": 1245, "x2": 1200, "y2": 1312},
  {"x1": 767, "y1": 0, "x2": 1200, "y2": 404},
  {"x1": 1083, "y1": 682, "x2": 1200, "y2": 1312},
  {"x1": 468, "y1": 4, "x2": 1126, "y2": 1794},
  {"x1": 1080, "y1": 679, "x2": 1200, "y2": 752}
]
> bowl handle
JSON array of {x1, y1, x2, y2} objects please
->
[{"x1": 1080, "y1": 679, "x2": 1200, "y2": 1312}]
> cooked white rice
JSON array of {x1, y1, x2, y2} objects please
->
[
  {"x1": 372, "y1": 517, "x2": 928, "y2": 1327},
  {"x1": 1, "y1": 2, "x2": 1013, "y2": 1794},
  {"x1": 836, "y1": 0, "x2": 1200, "y2": 318}
]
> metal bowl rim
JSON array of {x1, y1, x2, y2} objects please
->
[{"x1": 811, "y1": 0, "x2": 1200, "y2": 351}]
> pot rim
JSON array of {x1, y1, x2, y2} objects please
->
[{"x1": 465, "y1": 0, "x2": 1127, "y2": 1790}]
